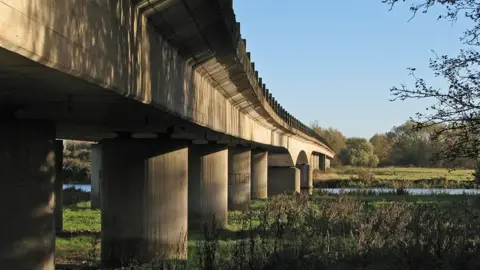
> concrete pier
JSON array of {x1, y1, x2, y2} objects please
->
[
  {"x1": 251, "y1": 150, "x2": 268, "y2": 199},
  {"x1": 0, "y1": 120, "x2": 57, "y2": 270},
  {"x1": 228, "y1": 147, "x2": 251, "y2": 211},
  {"x1": 90, "y1": 144, "x2": 102, "y2": 209},
  {"x1": 298, "y1": 163, "x2": 312, "y2": 194},
  {"x1": 268, "y1": 167, "x2": 300, "y2": 196},
  {"x1": 55, "y1": 140, "x2": 64, "y2": 231},
  {"x1": 101, "y1": 138, "x2": 189, "y2": 266},
  {"x1": 319, "y1": 154, "x2": 326, "y2": 171},
  {"x1": 188, "y1": 144, "x2": 228, "y2": 230}
]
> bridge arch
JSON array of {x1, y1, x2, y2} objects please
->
[{"x1": 295, "y1": 150, "x2": 309, "y2": 165}]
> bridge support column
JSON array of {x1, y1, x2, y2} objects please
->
[
  {"x1": 100, "y1": 138, "x2": 189, "y2": 266},
  {"x1": 251, "y1": 150, "x2": 268, "y2": 199},
  {"x1": 228, "y1": 146, "x2": 251, "y2": 211},
  {"x1": 0, "y1": 120, "x2": 57, "y2": 270},
  {"x1": 297, "y1": 164, "x2": 312, "y2": 195},
  {"x1": 319, "y1": 154, "x2": 326, "y2": 171},
  {"x1": 268, "y1": 167, "x2": 300, "y2": 196},
  {"x1": 188, "y1": 144, "x2": 228, "y2": 230},
  {"x1": 90, "y1": 144, "x2": 102, "y2": 209},
  {"x1": 54, "y1": 140, "x2": 64, "y2": 231}
]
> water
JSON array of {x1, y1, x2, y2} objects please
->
[
  {"x1": 65, "y1": 184, "x2": 480, "y2": 196},
  {"x1": 63, "y1": 184, "x2": 91, "y2": 192},
  {"x1": 320, "y1": 188, "x2": 480, "y2": 195}
]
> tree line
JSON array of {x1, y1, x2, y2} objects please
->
[{"x1": 311, "y1": 121, "x2": 474, "y2": 169}]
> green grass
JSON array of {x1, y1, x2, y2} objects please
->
[
  {"x1": 56, "y1": 191, "x2": 480, "y2": 267},
  {"x1": 333, "y1": 166, "x2": 474, "y2": 180},
  {"x1": 314, "y1": 166, "x2": 478, "y2": 189}
]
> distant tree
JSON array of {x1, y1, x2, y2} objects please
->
[
  {"x1": 340, "y1": 138, "x2": 379, "y2": 167},
  {"x1": 311, "y1": 121, "x2": 346, "y2": 154},
  {"x1": 383, "y1": 0, "x2": 480, "y2": 164},
  {"x1": 369, "y1": 133, "x2": 393, "y2": 166}
]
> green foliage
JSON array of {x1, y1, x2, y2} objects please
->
[
  {"x1": 57, "y1": 192, "x2": 480, "y2": 269},
  {"x1": 311, "y1": 121, "x2": 346, "y2": 165},
  {"x1": 63, "y1": 140, "x2": 93, "y2": 184},
  {"x1": 339, "y1": 138, "x2": 379, "y2": 167},
  {"x1": 370, "y1": 133, "x2": 393, "y2": 166}
]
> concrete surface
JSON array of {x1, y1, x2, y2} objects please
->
[
  {"x1": 188, "y1": 144, "x2": 228, "y2": 230},
  {"x1": 251, "y1": 150, "x2": 268, "y2": 199},
  {"x1": 90, "y1": 143, "x2": 102, "y2": 209},
  {"x1": 0, "y1": 119, "x2": 57, "y2": 270},
  {"x1": 100, "y1": 138, "x2": 189, "y2": 266},
  {"x1": 228, "y1": 147, "x2": 251, "y2": 211},
  {"x1": 54, "y1": 140, "x2": 64, "y2": 231},
  {"x1": 268, "y1": 167, "x2": 300, "y2": 196}
]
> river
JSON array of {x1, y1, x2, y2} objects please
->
[{"x1": 64, "y1": 184, "x2": 480, "y2": 195}]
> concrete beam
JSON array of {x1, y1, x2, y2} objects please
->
[
  {"x1": 100, "y1": 138, "x2": 189, "y2": 266},
  {"x1": 0, "y1": 119, "x2": 56, "y2": 270}
]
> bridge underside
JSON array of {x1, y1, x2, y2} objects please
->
[{"x1": 0, "y1": 46, "x2": 281, "y2": 150}]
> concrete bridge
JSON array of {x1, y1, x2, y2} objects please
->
[{"x1": 0, "y1": 0, "x2": 334, "y2": 268}]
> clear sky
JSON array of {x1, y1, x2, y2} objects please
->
[{"x1": 233, "y1": 0, "x2": 470, "y2": 139}]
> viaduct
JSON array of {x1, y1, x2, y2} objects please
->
[{"x1": 0, "y1": 0, "x2": 334, "y2": 268}]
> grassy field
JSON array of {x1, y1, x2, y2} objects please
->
[
  {"x1": 314, "y1": 166, "x2": 477, "y2": 189},
  {"x1": 56, "y1": 187, "x2": 480, "y2": 269}
]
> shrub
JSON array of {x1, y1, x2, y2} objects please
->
[{"x1": 356, "y1": 168, "x2": 375, "y2": 181}]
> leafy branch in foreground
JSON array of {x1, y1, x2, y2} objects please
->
[{"x1": 383, "y1": 0, "x2": 480, "y2": 163}]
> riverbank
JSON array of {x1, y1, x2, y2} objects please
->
[
  {"x1": 56, "y1": 188, "x2": 480, "y2": 269},
  {"x1": 315, "y1": 166, "x2": 477, "y2": 189}
]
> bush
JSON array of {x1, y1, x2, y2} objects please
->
[{"x1": 356, "y1": 168, "x2": 375, "y2": 181}]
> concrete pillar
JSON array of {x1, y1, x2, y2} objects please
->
[
  {"x1": 268, "y1": 167, "x2": 300, "y2": 196},
  {"x1": 325, "y1": 157, "x2": 331, "y2": 170},
  {"x1": 251, "y1": 149, "x2": 268, "y2": 199},
  {"x1": 188, "y1": 144, "x2": 228, "y2": 230},
  {"x1": 228, "y1": 146, "x2": 251, "y2": 211},
  {"x1": 101, "y1": 138, "x2": 189, "y2": 266},
  {"x1": 0, "y1": 120, "x2": 56, "y2": 270},
  {"x1": 55, "y1": 140, "x2": 64, "y2": 231},
  {"x1": 90, "y1": 144, "x2": 102, "y2": 209},
  {"x1": 319, "y1": 154, "x2": 326, "y2": 171}
]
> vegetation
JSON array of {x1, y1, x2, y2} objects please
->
[
  {"x1": 339, "y1": 138, "x2": 379, "y2": 167},
  {"x1": 63, "y1": 141, "x2": 92, "y2": 184},
  {"x1": 381, "y1": 0, "x2": 480, "y2": 165},
  {"x1": 315, "y1": 166, "x2": 476, "y2": 189},
  {"x1": 57, "y1": 188, "x2": 480, "y2": 269}
]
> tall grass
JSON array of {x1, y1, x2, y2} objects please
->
[{"x1": 123, "y1": 193, "x2": 480, "y2": 270}]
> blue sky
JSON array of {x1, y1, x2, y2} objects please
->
[{"x1": 233, "y1": 1, "x2": 470, "y2": 139}]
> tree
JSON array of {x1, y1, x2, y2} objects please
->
[
  {"x1": 339, "y1": 138, "x2": 379, "y2": 167},
  {"x1": 311, "y1": 121, "x2": 346, "y2": 155},
  {"x1": 369, "y1": 133, "x2": 393, "y2": 166},
  {"x1": 383, "y1": 0, "x2": 480, "y2": 164},
  {"x1": 387, "y1": 121, "x2": 440, "y2": 167}
]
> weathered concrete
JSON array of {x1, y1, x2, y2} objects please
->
[
  {"x1": 0, "y1": 0, "x2": 335, "y2": 168},
  {"x1": 268, "y1": 167, "x2": 300, "y2": 196},
  {"x1": 55, "y1": 140, "x2": 64, "y2": 231},
  {"x1": 228, "y1": 147, "x2": 251, "y2": 211},
  {"x1": 188, "y1": 144, "x2": 228, "y2": 230},
  {"x1": 319, "y1": 154, "x2": 326, "y2": 171},
  {"x1": 297, "y1": 163, "x2": 312, "y2": 195},
  {"x1": 0, "y1": 120, "x2": 56, "y2": 270},
  {"x1": 251, "y1": 150, "x2": 268, "y2": 199},
  {"x1": 90, "y1": 143, "x2": 102, "y2": 209},
  {"x1": 101, "y1": 138, "x2": 189, "y2": 266}
]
